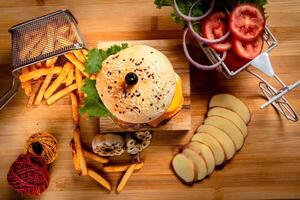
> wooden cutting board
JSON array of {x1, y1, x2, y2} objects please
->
[{"x1": 97, "y1": 39, "x2": 191, "y2": 132}]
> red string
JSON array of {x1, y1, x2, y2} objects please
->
[{"x1": 7, "y1": 153, "x2": 49, "y2": 196}]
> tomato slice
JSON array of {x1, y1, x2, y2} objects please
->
[
  {"x1": 229, "y1": 3, "x2": 265, "y2": 42},
  {"x1": 202, "y1": 11, "x2": 232, "y2": 52},
  {"x1": 224, "y1": 50, "x2": 251, "y2": 72},
  {"x1": 233, "y1": 36, "x2": 263, "y2": 60}
]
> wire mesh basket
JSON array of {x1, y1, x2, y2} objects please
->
[
  {"x1": 0, "y1": 10, "x2": 87, "y2": 110},
  {"x1": 201, "y1": 26, "x2": 300, "y2": 122}
]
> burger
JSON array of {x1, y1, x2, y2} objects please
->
[{"x1": 82, "y1": 44, "x2": 183, "y2": 128}]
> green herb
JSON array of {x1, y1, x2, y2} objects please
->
[
  {"x1": 80, "y1": 43, "x2": 128, "y2": 117},
  {"x1": 79, "y1": 78, "x2": 111, "y2": 117},
  {"x1": 154, "y1": 0, "x2": 267, "y2": 27},
  {"x1": 84, "y1": 43, "x2": 128, "y2": 74}
]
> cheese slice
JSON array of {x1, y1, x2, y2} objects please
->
[{"x1": 147, "y1": 73, "x2": 183, "y2": 127}]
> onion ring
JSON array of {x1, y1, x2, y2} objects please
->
[
  {"x1": 187, "y1": 1, "x2": 230, "y2": 44},
  {"x1": 173, "y1": 0, "x2": 215, "y2": 22},
  {"x1": 182, "y1": 28, "x2": 227, "y2": 71}
]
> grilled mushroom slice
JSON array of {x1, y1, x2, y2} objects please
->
[{"x1": 92, "y1": 133, "x2": 125, "y2": 156}]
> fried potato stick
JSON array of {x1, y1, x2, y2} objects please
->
[
  {"x1": 81, "y1": 49, "x2": 88, "y2": 60},
  {"x1": 46, "y1": 56, "x2": 58, "y2": 67},
  {"x1": 70, "y1": 92, "x2": 79, "y2": 125},
  {"x1": 46, "y1": 83, "x2": 77, "y2": 105},
  {"x1": 43, "y1": 25, "x2": 55, "y2": 54},
  {"x1": 83, "y1": 150, "x2": 109, "y2": 164},
  {"x1": 87, "y1": 168, "x2": 112, "y2": 191},
  {"x1": 102, "y1": 162, "x2": 144, "y2": 173},
  {"x1": 19, "y1": 31, "x2": 44, "y2": 60},
  {"x1": 34, "y1": 74, "x2": 53, "y2": 105},
  {"x1": 44, "y1": 63, "x2": 71, "y2": 99},
  {"x1": 21, "y1": 67, "x2": 32, "y2": 96},
  {"x1": 19, "y1": 67, "x2": 62, "y2": 82},
  {"x1": 65, "y1": 64, "x2": 74, "y2": 86},
  {"x1": 75, "y1": 67, "x2": 84, "y2": 98},
  {"x1": 73, "y1": 127, "x2": 88, "y2": 176},
  {"x1": 73, "y1": 50, "x2": 86, "y2": 63},
  {"x1": 117, "y1": 164, "x2": 136, "y2": 193},
  {"x1": 70, "y1": 139, "x2": 82, "y2": 175},
  {"x1": 35, "y1": 62, "x2": 43, "y2": 68},
  {"x1": 27, "y1": 78, "x2": 44, "y2": 107},
  {"x1": 65, "y1": 53, "x2": 88, "y2": 76}
]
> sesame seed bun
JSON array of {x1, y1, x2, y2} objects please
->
[{"x1": 96, "y1": 45, "x2": 177, "y2": 124}]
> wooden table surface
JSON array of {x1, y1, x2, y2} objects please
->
[{"x1": 0, "y1": 0, "x2": 300, "y2": 199}]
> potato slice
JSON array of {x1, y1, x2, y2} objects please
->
[
  {"x1": 204, "y1": 116, "x2": 244, "y2": 150},
  {"x1": 182, "y1": 148, "x2": 207, "y2": 181},
  {"x1": 187, "y1": 142, "x2": 215, "y2": 175},
  {"x1": 209, "y1": 94, "x2": 251, "y2": 124},
  {"x1": 207, "y1": 107, "x2": 247, "y2": 137},
  {"x1": 192, "y1": 133, "x2": 225, "y2": 165},
  {"x1": 197, "y1": 124, "x2": 235, "y2": 160},
  {"x1": 172, "y1": 153, "x2": 197, "y2": 185}
]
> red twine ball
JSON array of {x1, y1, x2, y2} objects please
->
[{"x1": 7, "y1": 153, "x2": 49, "y2": 196}]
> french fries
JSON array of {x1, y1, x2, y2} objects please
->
[
  {"x1": 75, "y1": 67, "x2": 84, "y2": 98},
  {"x1": 46, "y1": 56, "x2": 58, "y2": 67},
  {"x1": 70, "y1": 92, "x2": 79, "y2": 125},
  {"x1": 65, "y1": 64, "x2": 75, "y2": 86},
  {"x1": 44, "y1": 62, "x2": 72, "y2": 99},
  {"x1": 73, "y1": 50, "x2": 86, "y2": 63},
  {"x1": 36, "y1": 62, "x2": 43, "y2": 68},
  {"x1": 34, "y1": 74, "x2": 53, "y2": 105},
  {"x1": 102, "y1": 162, "x2": 144, "y2": 173},
  {"x1": 70, "y1": 139, "x2": 82, "y2": 175},
  {"x1": 83, "y1": 149, "x2": 109, "y2": 164},
  {"x1": 19, "y1": 31, "x2": 44, "y2": 60},
  {"x1": 19, "y1": 67, "x2": 62, "y2": 82},
  {"x1": 30, "y1": 65, "x2": 39, "y2": 80},
  {"x1": 27, "y1": 78, "x2": 44, "y2": 107},
  {"x1": 46, "y1": 83, "x2": 77, "y2": 105},
  {"x1": 87, "y1": 168, "x2": 112, "y2": 191},
  {"x1": 30, "y1": 65, "x2": 37, "y2": 71},
  {"x1": 73, "y1": 127, "x2": 88, "y2": 176},
  {"x1": 81, "y1": 49, "x2": 88, "y2": 59},
  {"x1": 21, "y1": 68, "x2": 32, "y2": 96},
  {"x1": 43, "y1": 25, "x2": 55, "y2": 54},
  {"x1": 65, "y1": 53, "x2": 88, "y2": 77},
  {"x1": 117, "y1": 164, "x2": 136, "y2": 193}
]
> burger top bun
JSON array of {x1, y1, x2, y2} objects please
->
[{"x1": 96, "y1": 45, "x2": 176, "y2": 124}]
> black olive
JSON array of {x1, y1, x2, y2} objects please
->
[
  {"x1": 31, "y1": 142, "x2": 43, "y2": 155},
  {"x1": 125, "y1": 72, "x2": 138, "y2": 85}
]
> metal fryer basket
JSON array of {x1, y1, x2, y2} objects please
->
[
  {"x1": 201, "y1": 26, "x2": 300, "y2": 122},
  {"x1": 9, "y1": 9, "x2": 87, "y2": 74},
  {"x1": 0, "y1": 10, "x2": 87, "y2": 110},
  {"x1": 203, "y1": 26, "x2": 277, "y2": 78}
]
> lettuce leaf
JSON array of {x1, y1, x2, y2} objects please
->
[
  {"x1": 79, "y1": 78, "x2": 111, "y2": 117},
  {"x1": 84, "y1": 43, "x2": 128, "y2": 74},
  {"x1": 80, "y1": 43, "x2": 128, "y2": 117}
]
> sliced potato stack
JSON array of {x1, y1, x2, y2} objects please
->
[{"x1": 172, "y1": 94, "x2": 251, "y2": 185}]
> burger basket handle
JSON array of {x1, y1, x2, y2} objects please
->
[
  {"x1": 0, "y1": 77, "x2": 19, "y2": 110},
  {"x1": 247, "y1": 67, "x2": 300, "y2": 122},
  {"x1": 202, "y1": 26, "x2": 300, "y2": 122}
]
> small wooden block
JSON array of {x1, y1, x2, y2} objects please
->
[{"x1": 97, "y1": 39, "x2": 191, "y2": 132}]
